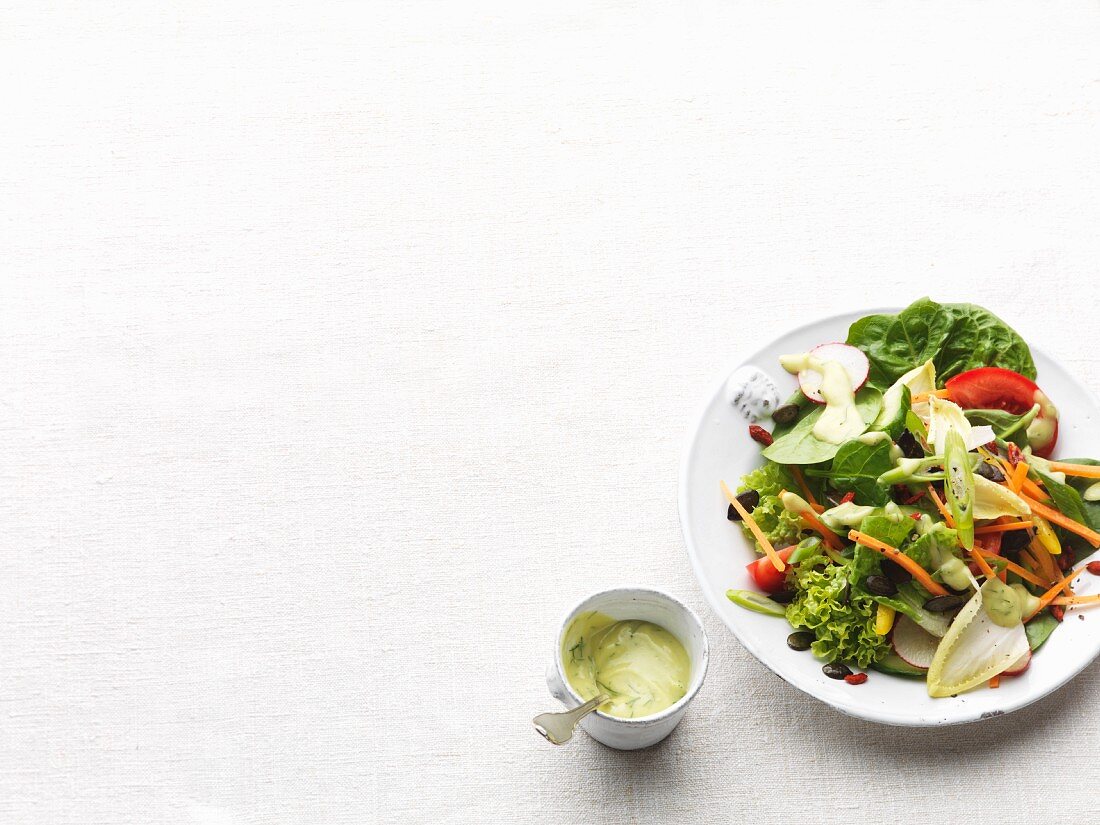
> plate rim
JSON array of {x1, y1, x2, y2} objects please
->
[{"x1": 678, "y1": 306, "x2": 1100, "y2": 727}]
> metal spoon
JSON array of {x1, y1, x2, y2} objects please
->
[{"x1": 533, "y1": 694, "x2": 609, "y2": 745}]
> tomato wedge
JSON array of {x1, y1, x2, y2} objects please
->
[
  {"x1": 944, "y1": 367, "x2": 1059, "y2": 457},
  {"x1": 746, "y1": 546, "x2": 795, "y2": 593}
]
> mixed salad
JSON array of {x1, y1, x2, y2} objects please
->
[{"x1": 723, "y1": 298, "x2": 1100, "y2": 696}]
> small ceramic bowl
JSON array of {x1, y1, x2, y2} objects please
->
[{"x1": 545, "y1": 587, "x2": 709, "y2": 750}]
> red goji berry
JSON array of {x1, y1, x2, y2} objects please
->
[
  {"x1": 1006, "y1": 442, "x2": 1023, "y2": 467},
  {"x1": 844, "y1": 673, "x2": 868, "y2": 685},
  {"x1": 748, "y1": 424, "x2": 774, "y2": 447},
  {"x1": 839, "y1": 491, "x2": 855, "y2": 505},
  {"x1": 910, "y1": 512, "x2": 923, "y2": 521},
  {"x1": 1051, "y1": 605, "x2": 1065, "y2": 623},
  {"x1": 1088, "y1": 562, "x2": 1100, "y2": 576}
]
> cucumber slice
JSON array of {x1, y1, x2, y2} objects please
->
[
  {"x1": 725, "y1": 589, "x2": 786, "y2": 617},
  {"x1": 873, "y1": 385, "x2": 910, "y2": 439},
  {"x1": 871, "y1": 652, "x2": 928, "y2": 678}
]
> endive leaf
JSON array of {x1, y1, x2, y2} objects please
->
[
  {"x1": 927, "y1": 396, "x2": 995, "y2": 454},
  {"x1": 926, "y1": 589, "x2": 1029, "y2": 698},
  {"x1": 972, "y1": 475, "x2": 1031, "y2": 519}
]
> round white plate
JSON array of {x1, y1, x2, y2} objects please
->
[{"x1": 679, "y1": 308, "x2": 1100, "y2": 726}]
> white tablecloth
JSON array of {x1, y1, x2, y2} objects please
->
[{"x1": 3, "y1": 2, "x2": 1100, "y2": 823}]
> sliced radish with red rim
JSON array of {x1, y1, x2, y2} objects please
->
[
  {"x1": 1004, "y1": 648, "x2": 1031, "y2": 677},
  {"x1": 891, "y1": 615, "x2": 939, "y2": 670},
  {"x1": 798, "y1": 343, "x2": 870, "y2": 404}
]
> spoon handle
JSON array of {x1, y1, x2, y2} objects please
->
[{"x1": 533, "y1": 694, "x2": 609, "y2": 745}]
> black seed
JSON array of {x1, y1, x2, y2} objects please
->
[
  {"x1": 864, "y1": 574, "x2": 897, "y2": 597},
  {"x1": 771, "y1": 589, "x2": 796, "y2": 604},
  {"x1": 975, "y1": 461, "x2": 1006, "y2": 482},
  {"x1": 882, "y1": 558, "x2": 912, "y2": 585},
  {"x1": 897, "y1": 430, "x2": 924, "y2": 460},
  {"x1": 924, "y1": 594, "x2": 966, "y2": 612},
  {"x1": 772, "y1": 404, "x2": 800, "y2": 426},
  {"x1": 787, "y1": 631, "x2": 813, "y2": 651},
  {"x1": 823, "y1": 662, "x2": 852, "y2": 680},
  {"x1": 1000, "y1": 529, "x2": 1031, "y2": 555},
  {"x1": 726, "y1": 490, "x2": 761, "y2": 520}
]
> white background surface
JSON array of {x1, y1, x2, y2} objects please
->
[{"x1": 2, "y1": 2, "x2": 1100, "y2": 823}]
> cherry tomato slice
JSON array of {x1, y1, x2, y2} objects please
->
[
  {"x1": 746, "y1": 546, "x2": 795, "y2": 593},
  {"x1": 944, "y1": 367, "x2": 1059, "y2": 457}
]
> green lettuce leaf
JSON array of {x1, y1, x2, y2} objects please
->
[
  {"x1": 785, "y1": 549, "x2": 889, "y2": 667},
  {"x1": 736, "y1": 462, "x2": 804, "y2": 554},
  {"x1": 903, "y1": 522, "x2": 959, "y2": 571}
]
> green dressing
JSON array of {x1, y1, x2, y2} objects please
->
[
  {"x1": 562, "y1": 612, "x2": 691, "y2": 719},
  {"x1": 778, "y1": 353, "x2": 864, "y2": 444},
  {"x1": 981, "y1": 578, "x2": 1022, "y2": 628}
]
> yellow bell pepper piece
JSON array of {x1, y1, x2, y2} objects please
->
[
  {"x1": 1034, "y1": 514, "x2": 1061, "y2": 556},
  {"x1": 874, "y1": 603, "x2": 896, "y2": 636}
]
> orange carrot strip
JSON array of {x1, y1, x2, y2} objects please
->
[
  {"x1": 1020, "y1": 546, "x2": 1045, "y2": 578},
  {"x1": 790, "y1": 467, "x2": 825, "y2": 514},
  {"x1": 722, "y1": 480, "x2": 785, "y2": 572},
  {"x1": 1028, "y1": 535, "x2": 1058, "y2": 583},
  {"x1": 968, "y1": 548, "x2": 998, "y2": 581},
  {"x1": 1009, "y1": 461, "x2": 1030, "y2": 494},
  {"x1": 1027, "y1": 564, "x2": 1090, "y2": 619},
  {"x1": 1023, "y1": 494, "x2": 1100, "y2": 548},
  {"x1": 988, "y1": 675, "x2": 1001, "y2": 689},
  {"x1": 1052, "y1": 593, "x2": 1100, "y2": 606},
  {"x1": 799, "y1": 509, "x2": 843, "y2": 550},
  {"x1": 975, "y1": 551, "x2": 1046, "y2": 587},
  {"x1": 974, "y1": 521, "x2": 1033, "y2": 535},
  {"x1": 1020, "y1": 476, "x2": 1047, "y2": 501},
  {"x1": 1047, "y1": 461, "x2": 1100, "y2": 479},
  {"x1": 927, "y1": 485, "x2": 955, "y2": 528},
  {"x1": 848, "y1": 530, "x2": 949, "y2": 597}
]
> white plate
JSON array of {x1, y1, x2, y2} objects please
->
[{"x1": 679, "y1": 308, "x2": 1100, "y2": 726}]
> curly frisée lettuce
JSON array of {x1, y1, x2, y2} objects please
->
[
  {"x1": 785, "y1": 548, "x2": 889, "y2": 667},
  {"x1": 737, "y1": 462, "x2": 803, "y2": 554}
]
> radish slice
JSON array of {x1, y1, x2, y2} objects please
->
[
  {"x1": 891, "y1": 615, "x2": 939, "y2": 670},
  {"x1": 1004, "y1": 649, "x2": 1031, "y2": 677},
  {"x1": 798, "y1": 343, "x2": 870, "y2": 404}
]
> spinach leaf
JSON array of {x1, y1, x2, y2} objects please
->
[
  {"x1": 943, "y1": 303, "x2": 1036, "y2": 381},
  {"x1": 828, "y1": 440, "x2": 894, "y2": 505},
  {"x1": 963, "y1": 406, "x2": 1039, "y2": 447},
  {"x1": 771, "y1": 389, "x2": 813, "y2": 439},
  {"x1": 846, "y1": 298, "x2": 1036, "y2": 387},
  {"x1": 1026, "y1": 610, "x2": 1060, "y2": 652},
  {"x1": 1034, "y1": 469, "x2": 1092, "y2": 530},
  {"x1": 762, "y1": 388, "x2": 883, "y2": 466},
  {"x1": 1041, "y1": 460, "x2": 1100, "y2": 533}
]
